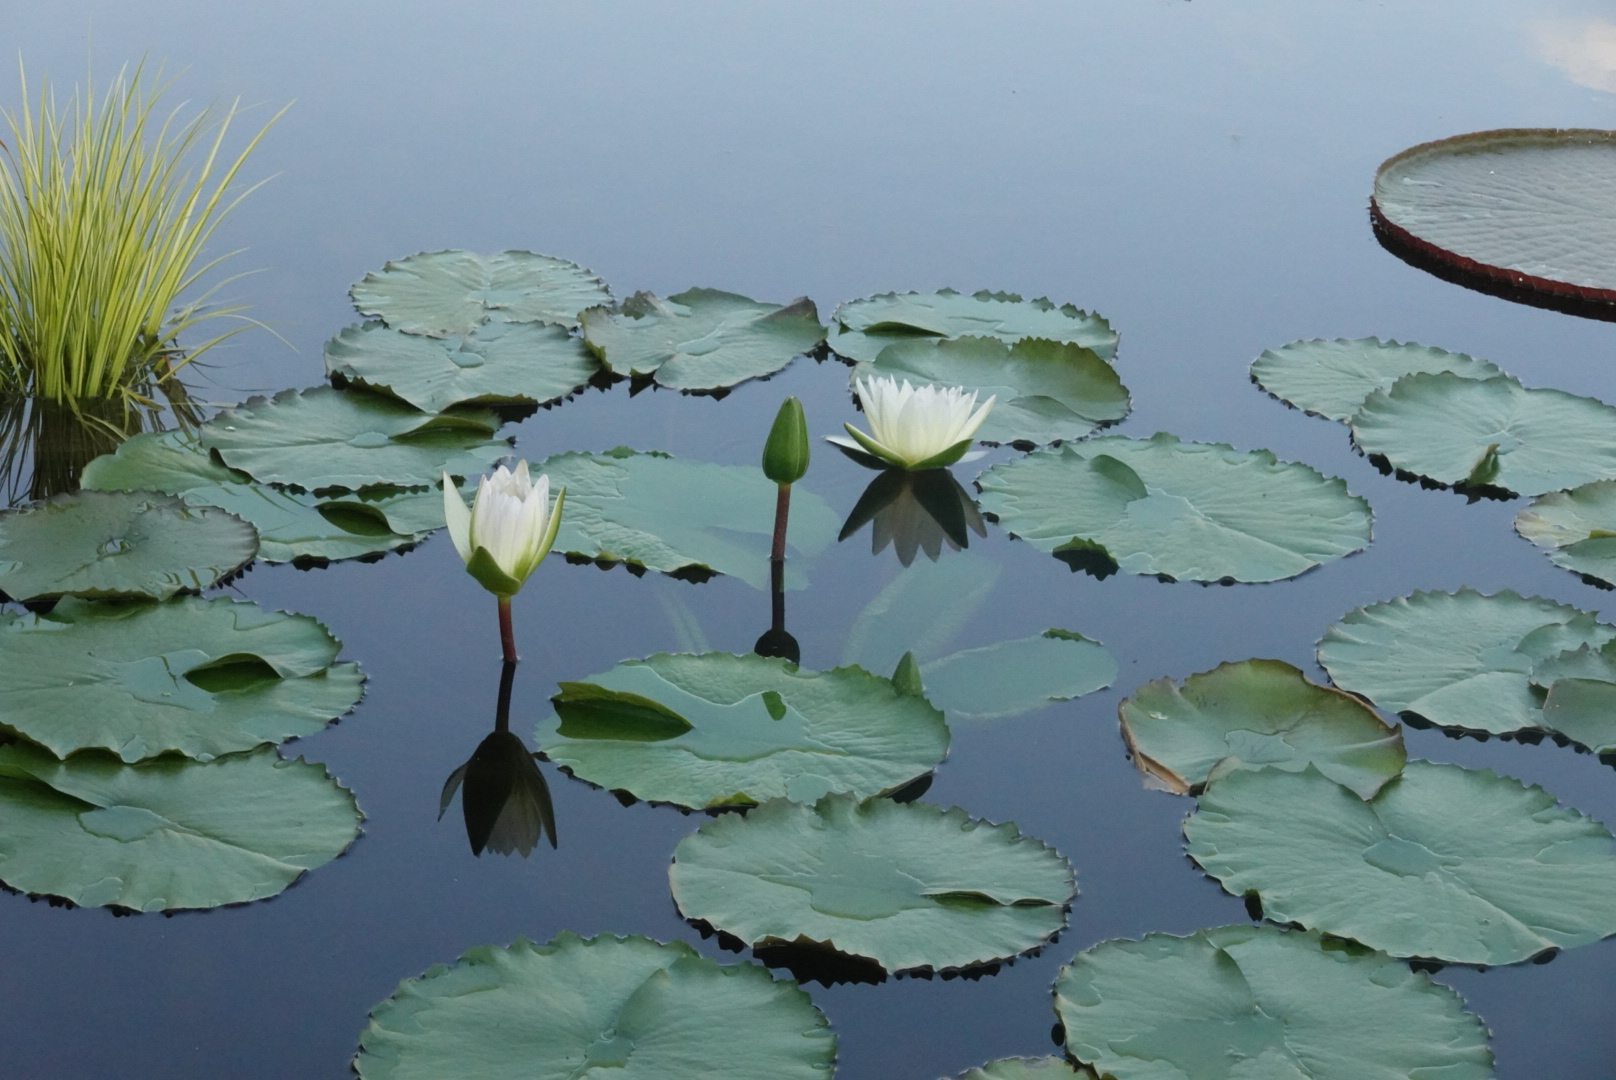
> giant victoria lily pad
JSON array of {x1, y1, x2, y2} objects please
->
[
  {"x1": 0, "y1": 742, "x2": 361, "y2": 911},
  {"x1": 0, "y1": 596, "x2": 363, "y2": 762},
  {"x1": 975, "y1": 434, "x2": 1372, "y2": 583},
  {"x1": 1053, "y1": 924, "x2": 1494, "y2": 1080},
  {"x1": 827, "y1": 289, "x2": 1119, "y2": 364},
  {"x1": 350, "y1": 250, "x2": 612, "y2": 336},
  {"x1": 670, "y1": 795, "x2": 1075, "y2": 974},
  {"x1": 0, "y1": 490, "x2": 257, "y2": 601},
  {"x1": 1185, "y1": 760, "x2": 1616, "y2": 965},
  {"x1": 1250, "y1": 337, "x2": 1504, "y2": 422},
  {"x1": 919, "y1": 629, "x2": 1117, "y2": 721},
  {"x1": 1515, "y1": 480, "x2": 1616, "y2": 588},
  {"x1": 535, "y1": 652, "x2": 949, "y2": 810},
  {"x1": 354, "y1": 932, "x2": 834, "y2": 1080}
]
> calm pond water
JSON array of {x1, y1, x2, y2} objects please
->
[{"x1": 8, "y1": 1, "x2": 1616, "y2": 1076}]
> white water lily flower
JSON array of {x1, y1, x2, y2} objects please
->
[
  {"x1": 826, "y1": 375, "x2": 996, "y2": 470},
  {"x1": 443, "y1": 462, "x2": 566, "y2": 597}
]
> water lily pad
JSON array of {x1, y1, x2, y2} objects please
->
[
  {"x1": 350, "y1": 250, "x2": 612, "y2": 337},
  {"x1": 535, "y1": 652, "x2": 949, "y2": 810},
  {"x1": 201, "y1": 386, "x2": 511, "y2": 494},
  {"x1": 919, "y1": 630, "x2": 1117, "y2": 721},
  {"x1": 1371, "y1": 128, "x2": 1616, "y2": 305},
  {"x1": 847, "y1": 337, "x2": 1130, "y2": 447},
  {"x1": 1515, "y1": 480, "x2": 1616, "y2": 587},
  {"x1": 1250, "y1": 337, "x2": 1504, "y2": 423},
  {"x1": 975, "y1": 434, "x2": 1372, "y2": 583},
  {"x1": 1053, "y1": 924, "x2": 1493, "y2": 1080},
  {"x1": 671, "y1": 794, "x2": 1074, "y2": 974},
  {"x1": 0, "y1": 742, "x2": 361, "y2": 911},
  {"x1": 581, "y1": 289, "x2": 825, "y2": 392},
  {"x1": 537, "y1": 448, "x2": 839, "y2": 590},
  {"x1": 1185, "y1": 760, "x2": 1616, "y2": 965},
  {"x1": 0, "y1": 596, "x2": 363, "y2": 762},
  {"x1": 1542, "y1": 677, "x2": 1616, "y2": 754},
  {"x1": 827, "y1": 289, "x2": 1118, "y2": 364},
  {"x1": 1316, "y1": 588, "x2": 1615, "y2": 734},
  {"x1": 0, "y1": 490, "x2": 257, "y2": 601},
  {"x1": 954, "y1": 1060, "x2": 1080, "y2": 1080},
  {"x1": 354, "y1": 932, "x2": 834, "y2": 1080},
  {"x1": 325, "y1": 319, "x2": 601, "y2": 414},
  {"x1": 1119, "y1": 659, "x2": 1405, "y2": 798},
  {"x1": 1350, "y1": 372, "x2": 1616, "y2": 497}
]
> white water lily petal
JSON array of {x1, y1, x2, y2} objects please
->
[
  {"x1": 848, "y1": 375, "x2": 996, "y2": 469},
  {"x1": 451, "y1": 462, "x2": 562, "y2": 593},
  {"x1": 442, "y1": 471, "x2": 473, "y2": 562}
]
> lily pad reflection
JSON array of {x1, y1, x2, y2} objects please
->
[{"x1": 921, "y1": 630, "x2": 1116, "y2": 721}]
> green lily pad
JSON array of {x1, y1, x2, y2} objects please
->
[
  {"x1": 1542, "y1": 677, "x2": 1616, "y2": 754},
  {"x1": 201, "y1": 386, "x2": 512, "y2": 494},
  {"x1": 840, "y1": 550, "x2": 1001, "y2": 673},
  {"x1": 1350, "y1": 372, "x2": 1616, "y2": 497},
  {"x1": 0, "y1": 742, "x2": 361, "y2": 912},
  {"x1": 1185, "y1": 760, "x2": 1616, "y2": 965},
  {"x1": 350, "y1": 250, "x2": 612, "y2": 337},
  {"x1": 827, "y1": 289, "x2": 1118, "y2": 364},
  {"x1": 1119, "y1": 659, "x2": 1405, "y2": 798},
  {"x1": 1250, "y1": 337, "x2": 1504, "y2": 422},
  {"x1": 581, "y1": 289, "x2": 825, "y2": 392},
  {"x1": 325, "y1": 319, "x2": 601, "y2": 414},
  {"x1": 1515, "y1": 480, "x2": 1616, "y2": 588},
  {"x1": 848, "y1": 336, "x2": 1130, "y2": 446},
  {"x1": 954, "y1": 1060, "x2": 1081, "y2": 1080},
  {"x1": 1316, "y1": 588, "x2": 1615, "y2": 734},
  {"x1": 919, "y1": 630, "x2": 1117, "y2": 721},
  {"x1": 535, "y1": 652, "x2": 949, "y2": 810},
  {"x1": 1053, "y1": 924, "x2": 1494, "y2": 1080},
  {"x1": 0, "y1": 596, "x2": 363, "y2": 762},
  {"x1": 354, "y1": 932, "x2": 834, "y2": 1080},
  {"x1": 975, "y1": 434, "x2": 1372, "y2": 583},
  {"x1": 537, "y1": 448, "x2": 839, "y2": 590},
  {"x1": 0, "y1": 490, "x2": 257, "y2": 601},
  {"x1": 671, "y1": 794, "x2": 1074, "y2": 974},
  {"x1": 82, "y1": 430, "x2": 438, "y2": 565}
]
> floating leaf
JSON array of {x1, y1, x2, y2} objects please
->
[
  {"x1": 840, "y1": 550, "x2": 1001, "y2": 672},
  {"x1": 355, "y1": 932, "x2": 833, "y2": 1080},
  {"x1": 976, "y1": 434, "x2": 1372, "y2": 583},
  {"x1": 1251, "y1": 337, "x2": 1504, "y2": 422},
  {"x1": 1316, "y1": 588, "x2": 1614, "y2": 734},
  {"x1": 827, "y1": 289, "x2": 1118, "y2": 364},
  {"x1": 920, "y1": 630, "x2": 1116, "y2": 721},
  {"x1": 1053, "y1": 924, "x2": 1493, "y2": 1080},
  {"x1": 535, "y1": 652, "x2": 949, "y2": 810},
  {"x1": 1119, "y1": 660, "x2": 1405, "y2": 798},
  {"x1": 0, "y1": 490, "x2": 257, "y2": 601},
  {"x1": 201, "y1": 386, "x2": 511, "y2": 493},
  {"x1": 1515, "y1": 480, "x2": 1616, "y2": 588},
  {"x1": 954, "y1": 1060, "x2": 1081, "y2": 1080},
  {"x1": 350, "y1": 249, "x2": 612, "y2": 336},
  {"x1": 325, "y1": 319, "x2": 601, "y2": 413},
  {"x1": 849, "y1": 336, "x2": 1130, "y2": 446},
  {"x1": 0, "y1": 743, "x2": 360, "y2": 911},
  {"x1": 1542, "y1": 677, "x2": 1616, "y2": 754},
  {"x1": 537, "y1": 448, "x2": 839, "y2": 590},
  {"x1": 1350, "y1": 372, "x2": 1616, "y2": 497},
  {"x1": 1185, "y1": 760, "x2": 1616, "y2": 965},
  {"x1": 0, "y1": 596, "x2": 363, "y2": 762},
  {"x1": 670, "y1": 795, "x2": 1075, "y2": 973},
  {"x1": 581, "y1": 289, "x2": 825, "y2": 392}
]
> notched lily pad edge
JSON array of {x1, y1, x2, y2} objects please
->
[{"x1": 1353, "y1": 441, "x2": 1519, "y2": 503}]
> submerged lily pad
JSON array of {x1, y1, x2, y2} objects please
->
[
  {"x1": 1316, "y1": 588, "x2": 1615, "y2": 735},
  {"x1": 325, "y1": 319, "x2": 600, "y2": 414},
  {"x1": 954, "y1": 1060, "x2": 1080, "y2": 1080},
  {"x1": 350, "y1": 250, "x2": 612, "y2": 337},
  {"x1": 354, "y1": 932, "x2": 834, "y2": 1080},
  {"x1": 975, "y1": 434, "x2": 1372, "y2": 583},
  {"x1": 581, "y1": 289, "x2": 825, "y2": 392},
  {"x1": 0, "y1": 742, "x2": 360, "y2": 911},
  {"x1": 1515, "y1": 480, "x2": 1616, "y2": 588},
  {"x1": 202, "y1": 386, "x2": 511, "y2": 493},
  {"x1": 537, "y1": 448, "x2": 838, "y2": 590},
  {"x1": 1119, "y1": 660, "x2": 1405, "y2": 798},
  {"x1": 0, "y1": 596, "x2": 363, "y2": 762},
  {"x1": 1350, "y1": 372, "x2": 1616, "y2": 496},
  {"x1": 849, "y1": 336, "x2": 1129, "y2": 446},
  {"x1": 1251, "y1": 337, "x2": 1504, "y2": 422},
  {"x1": 0, "y1": 490, "x2": 257, "y2": 601},
  {"x1": 840, "y1": 550, "x2": 1001, "y2": 673},
  {"x1": 671, "y1": 794, "x2": 1074, "y2": 974},
  {"x1": 1185, "y1": 760, "x2": 1616, "y2": 965},
  {"x1": 1053, "y1": 924, "x2": 1493, "y2": 1080},
  {"x1": 827, "y1": 289, "x2": 1118, "y2": 364},
  {"x1": 919, "y1": 630, "x2": 1117, "y2": 721},
  {"x1": 535, "y1": 652, "x2": 949, "y2": 810}
]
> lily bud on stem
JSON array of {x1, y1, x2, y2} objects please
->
[{"x1": 762, "y1": 396, "x2": 809, "y2": 564}]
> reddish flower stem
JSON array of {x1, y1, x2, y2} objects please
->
[
  {"x1": 498, "y1": 596, "x2": 518, "y2": 663},
  {"x1": 771, "y1": 484, "x2": 791, "y2": 563}
]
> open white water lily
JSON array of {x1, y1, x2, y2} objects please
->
[
  {"x1": 443, "y1": 462, "x2": 566, "y2": 601},
  {"x1": 826, "y1": 375, "x2": 996, "y2": 471}
]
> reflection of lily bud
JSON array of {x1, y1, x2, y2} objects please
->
[
  {"x1": 440, "y1": 729, "x2": 558, "y2": 856},
  {"x1": 839, "y1": 468, "x2": 988, "y2": 566}
]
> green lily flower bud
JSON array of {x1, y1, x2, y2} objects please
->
[{"x1": 762, "y1": 396, "x2": 810, "y2": 486}]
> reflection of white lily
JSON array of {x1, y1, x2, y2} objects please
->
[{"x1": 827, "y1": 376, "x2": 995, "y2": 470}]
